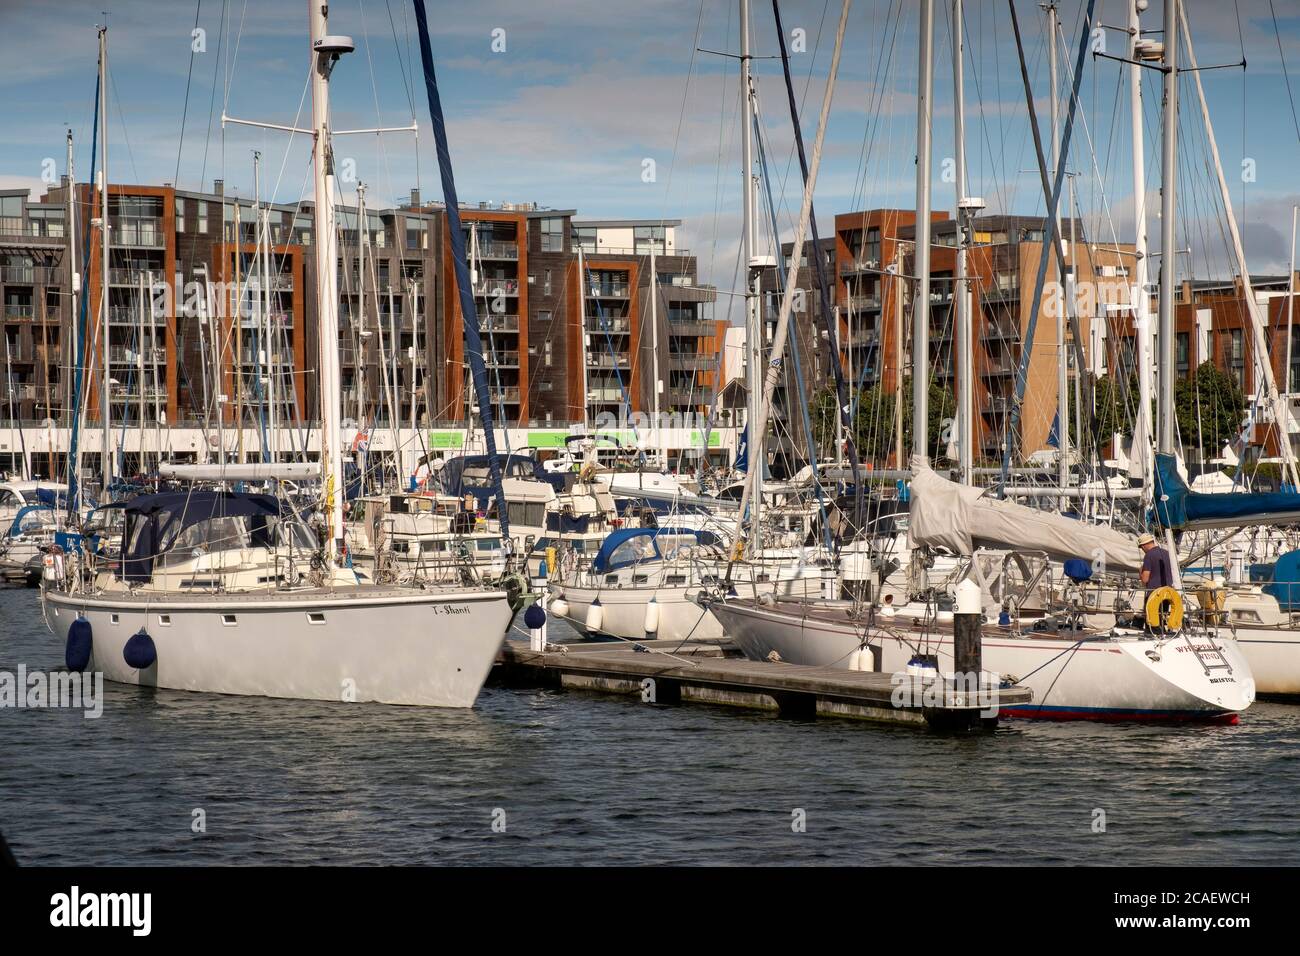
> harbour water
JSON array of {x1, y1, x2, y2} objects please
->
[{"x1": 2, "y1": 586, "x2": 1297, "y2": 866}]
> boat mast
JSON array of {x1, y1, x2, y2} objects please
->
[
  {"x1": 98, "y1": 25, "x2": 113, "y2": 491},
  {"x1": 741, "y1": 0, "x2": 763, "y2": 530},
  {"x1": 650, "y1": 239, "x2": 661, "y2": 467},
  {"x1": 1156, "y1": 0, "x2": 1177, "y2": 458},
  {"x1": 578, "y1": 244, "x2": 590, "y2": 432},
  {"x1": 309, "y1": 1, "x2": 351, "y2": 566},
  {"x1": 1129, "y1": 0, "x2": 1154, "y2": 495},
  {"x1": 66, "y1": 128, "x2": 82, "y2": 490},
  {"x1": 952, "y1": 0, "x2": 972, "y2": 484},
  {"x1": 1288, "y1": 206, "x2": 1297, "y2": 399},
  {"x1": 1047, "y1": 1, "x2": 1070, "y2": 499},
  {"x1": 1156, "y1": 0, "x2": 1183, "y2": 589},
  {"x1": 912, "y1": 0, "x2": 934, "y2": 462}
]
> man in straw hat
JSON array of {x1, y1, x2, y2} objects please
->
[{"x1": 1137, "y1": 532, "x2": 1173, "y2": 595}]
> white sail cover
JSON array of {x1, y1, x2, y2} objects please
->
[
  {"x1": 158, "y1": 463, "x2": 322, "y2": 481},
  {"x1": 908, "y1": 456, "x2": 1141, "y2": 572}
]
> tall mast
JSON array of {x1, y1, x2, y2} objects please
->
[
  {"x1": 912, "y1": 0, "x2": 934, "y2": 460},
  {"x1": 578, "y1": 245, "x2": 590, "y2": 432},
  {"x1": 649, "y1": 239, "x2": 661, "y2": 466},
  {"x1": 952, "y1": 0, "x2": 972, "y2": 483},
  {"x1": 1288, "y1": 206, "x2": 1297, "y2": 398},
  {"x1": 1047, "y1": 1, "x2": 1070, "y2": 496},
  {"x1": 66, "y1": 128, "x2": 82, "y2": 492},
  {"x1": 309, "y1": 2, "x2": 352, "y2": 565},
  {"x1": 1156, "y1": 0, "x2": 1178, "y2": 456},
  {"x1": 1129, "y1": 0, "x2": 1153, "y2": 490},
  {"x1": 98, "y1": 25, "x2": 112, "y2": 489},
  {"x1": 234, "y1": 200, "x2": 244, "y2": 463},
  {"x1": 741, "y1": 0, "x2": 763, "y2": 530}
]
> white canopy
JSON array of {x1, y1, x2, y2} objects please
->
[
  {"x1": 908, "y1": 456, "x2": 1142, "y2": 573},
  {"x1": 157, "y1": 463, "x2": 321, "y2": 481}
]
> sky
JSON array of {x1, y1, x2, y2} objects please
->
[{"x1": 2, "y1": 0, "x2": 1300, "y2": 301}]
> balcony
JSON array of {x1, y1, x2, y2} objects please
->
[
  {"x1": 486, "y1": 385, "x2": 520, "y2": 404},
  {"x1": 982, "y1": 396, "x2": 1014, "y2": 417},
  {"x1": 668, "y1": 387, "x2": 712, "y2": 406},
  {"x1": 107, "y1": 306, "x2": 167, "y2": 325},
  {"x1": 984, "y1": 322, "x2": 1018, "y2": 341},
  {"x1": 475, "y1": 240, "x2": 518, "y2": 260},
  {"x1": 586, "y1": 353, "x2": 629, "y2": 369},
  {"x1": 246, "y1": 273, "x2": 294, "y2": 292},
  {"x1": 980, "y1": 354, "x2": 1015, "y2": 377},
  {"x1": 3, "y1": 302, "x2": 34, "y2": 318},
  {"x1": 846, "y1": 294, "x2": 882, "y2": 312},
  {"x1": 586, "y1": 316, "x2": 630, "y2": 334},
  {"x1": 839, "y1": 257, "x2": 881, "y2": 275},
  {"x1": 108, "y1": 268, "x2": 162, "y2": 286},
  {"x1": 588, "y1": 283, "x2": 629, "y2": 298},
  {"x1": 587, "y1": 386, "x2": 626, "y2": 403},
  {"x1": 2, "y1": 265, "x2": 58, "y2": 284},
  {"x1": 665, "y1": 318, "x2": 715, "y2": 337},
  {"x1": 660, "y1": 282, "x2": 716, "y2": 303},
  {"x1": 238, "y1": 350, "x2": 293, "y2": 367},
  {"x1": 843, "y1": 327, "x2": 879, "y2": 347},
  {"x1": 109, "y1": 384, "x2": 168, "y2": 403},
  {"x1": 474, "y1": 278, "x2": 519, "y2": 296},
  {"x1": 480, "y1": 313, "x2": 520, "y2": 332},
  {"x1": 671, "y1": 354, "x2": 716, "y2": 371},
  {"x1": 485, "y1": 350, "x2": 519, "y2": 368},
  {"x1": 109, "y1": 346, "x2": 166, "y2": 365},
  {"x1": 110, "y1": 218, "x2": 165, "y2": 248}
]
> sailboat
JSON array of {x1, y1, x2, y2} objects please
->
[
  {"x1": 706, "y1": 0, "x2": 1255, "y2": 722},
  {"x1": 39, "y1": 3, "x2": 512, "y2": 708}
]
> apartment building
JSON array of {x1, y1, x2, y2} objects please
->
[
  {"x1": 0, "y1": 187, "x2": 70, "y2": 429},
  {"x1": 4, "y1": 180, "x2": 723, "y2": 469}
]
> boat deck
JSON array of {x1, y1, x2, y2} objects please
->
[{"x1": 493, "y1": 637, "x2": 1033, "y2": 727}]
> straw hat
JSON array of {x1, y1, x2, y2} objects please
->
[{"x1": 1137, "y1": 533, "x2": 1156, "y2": 547}]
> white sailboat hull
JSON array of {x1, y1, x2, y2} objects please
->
[
  {"x1": 710, "y1": 599, "x2": 1255, "y2": 721},
  {"x1": 551, "y1": 572, "x2": 824, "y2": 643},
  {"x1": 43, "y1": 586, "x2": 511, "y2": 708},
  {"x1": 1231, "y1": 626, "x2": 1300, "y2": 697}
]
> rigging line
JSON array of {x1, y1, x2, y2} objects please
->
[
  {"x1": 1268, "y1": 0, "x2": 1300, "y2": 151},
  {"x1": 175, "y1": 0, "x2": 204, "y2": 188},
  {"x1": 222, "y1": 0, "x2": 249, "y2": 113},
  {"x1": 384, "y1": 0, "x2": 420, "y2": 194},
  {"x1": 199, "y1": 0, "x2": 228, "y2": 199},
  {"x1": 107, "y1": 68, "x2": 140, "y2": 184}
]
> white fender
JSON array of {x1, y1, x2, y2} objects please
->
[
  {"x1": 643, "y1": 598, "x2": 660, "y2": 635},
  {"x1": 584, "y1": 600, "x2": 604, "y2": 634},
  {"x1": 549, "y1": 597, "x2": 570, "y2": 619}
]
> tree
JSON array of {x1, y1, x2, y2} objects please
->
[
  {"x1": 1175, "y1": 361, "x2": 1245, "y2": 457},
  {"x1": 809, "y1": 378, "x2": 955, "y2": 465}
]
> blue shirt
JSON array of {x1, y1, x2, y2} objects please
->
[{"x1": 1142, "y1": 546, "x2": 1173, "y2": 590}]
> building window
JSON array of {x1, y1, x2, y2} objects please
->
[
  {"x1": 540, "y1": 217, "x2": 565, "y2": 252},
  {"x1": 572, "y1": 226, "x2": 597, "y2": 253},
  {"x1": 1229, "y1": 329, "x2": 1245, "y2": 388},
  {"x1": 294, "y1": 215, "x2": 312, "y2": 246},
  {"x1": 175, "y1": 197, "x2": 185, "y2": 232},
  {"x1": 634, "y1": 225, "x2": 666, "y2": 254},
  {"x1": 197, "y1": 200, "x2": 208, "y2": 234},
  {"x1": 1176, "y1": 332, "x2": 1189, "y2": 376},
  {"x1": 0, "y1": 195, "x2": 23, "y2": 234},
  {"x1": 405, "y1": 218, "x2": 427, "y2": 250},
  {"x1": 543, "y1": 269, "x2": 552, "y2": 295},
  {"x1": 544, "y1": 340, "x2": 553, "y2": 367}
]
